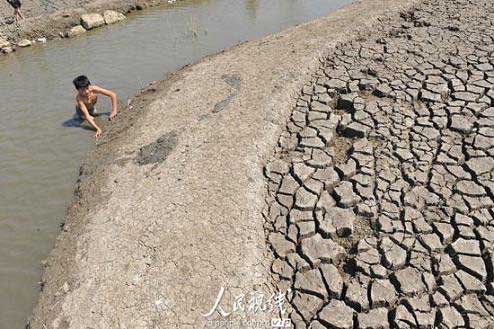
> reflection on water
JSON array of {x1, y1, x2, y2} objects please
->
[
  {"x1": 0, "y1": 0, "x2": 354, "y2": 327},
  {"x1": 245, "y1": 0, "x2": 258, "y2": 18}
]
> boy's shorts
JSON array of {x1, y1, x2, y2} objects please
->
[
  {"x1": 75, "y1": 106, "x2": 96, "y2": 121},
  {"x1": 7, "y1": 0, "x2": 21, "y2": 9}
]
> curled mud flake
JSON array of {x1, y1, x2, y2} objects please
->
[{"x1": 136, "y1": 131, "x2": 178, "y2": 165}]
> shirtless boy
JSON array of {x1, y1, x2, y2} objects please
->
[{"x1": 73, "y1": 75, "x2": 118, "y2": 138}]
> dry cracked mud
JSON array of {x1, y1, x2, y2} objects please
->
[{"x1": 263, "y1": 0, "x2": 494, "y2": 328}]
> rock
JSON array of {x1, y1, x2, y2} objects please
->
[
  {"x1": 370, "y1": 264, "x2": 387, "y2": 278},
  {"x1": 317, "y1": 210, "x2": 336, "y2": 237},
  {"x1": 466, "y1": 157, "x2": 494, "y2": 176},
  {"x1": 457, "y1": 294, "x2": 489, "y2": 315},
  {"x1": 333, "y1": 181, "x2": 360, "y2": 207},
  {"x1": 266, "y1": 160, "x2": 290, "y2": 177},
  {"x1": 293, "y1": 162, "x2": 316, "y2": 182},
  {"x1": 374, "y1": 83, "x2": 392, "y2": 97},
  {"x1": 370, "y1": 279, "x2": 397, "y2": 307},
  {"x1": 450, "y1": 115, "x2": 473, "y2": 133},
  {"x1": 432, "y1": 291, "x2": 449, "y2": 307},
  {"x1": 319, "y1": 300, "x2": 354, "y2": 329},
  {"x1": 67, "y1": 25, "x2": 87, "y2": 38},
  {"x1": 291, "y1": 291, "x2": 324, "y2": 322},
  {"x1": 420, "y1": 89, "x2": 442, "y2": 102},
  {"x1": 450, "y1": 238, "x2": 481, "y2": 256},
  {"x1": 358, "y1": 308, "x2": 389, "y2": 329},
  {"x1": 81, "y1": 13, "x2": 105, "y2": 30},
  {"x1": 1, "y1": 46, "x2": 14, "y2": 54},
  {"x1": 308, "y1": 111, "x2": 327, "y2": 122},
  {"x1": 359, "y1": 78, "x2": 379, "y2": 90},
  {"x1": 438, "y1": 274, "x2": 463, "y2": 300},
  {"x1": 338, "y1": 93, "x2": 357, "y2": 111},
  {"x1": 455, "y1": 270, "x2": 486, "y2": 293},
  {"x1": 394, "y1": 304, "x2": 416, "y2": 327},
  {"x1": 419, "y1": 233, "x2": 443, "y2": 252},
  {"x1": 433, "y1": 222, "x2": 455, "y2": 244},
  {"x1": 0, "y1": 37, "x2": 10, "y2": 49},
  {"x1": 392, "y1": 267, "x2": 426, "y2": 295},
  {"x1": 268, "y1": 232, "x2": 295, "y2": 258},
  {"x1": 103, "y1": 10, "x2": 126, "y2": 25},
  {"x1": 135, "y1": 0, "x2": 149, "y2": 10},
  {"x1": 316, "y1": 190, "x2": 337, "y2": 211},
  {"x1": 323, "y1": 207, "x2": 355, "y2": 237},
  {"x1": 287, "y1": 253, "x2": 311, "y2": 272},
  {"x1": 346, "y1": 277, "x2": 370, "y2": 310},
  {"x1": 343, "y1": 121, "x2": 370, "y2": 138},
  {"x1": 435, "y1": 253, "x2": 456, "y2": 275},
  {"x1": 415, "y1": 309, "x2": 436, "y2": 328},
  {"x1": 307, "y1": 149, "x2": 333, "y2": 169},
  {"x1": 453, "y1": 91, "x2": 478, "y2": 102},
  {"x1": 325, "y1": 78, "x2": 347, "y2": 91},
  {"x1": 457, "y1": 254, "x2": 487, "y2": 280},
  {"x1": 301, "y1": 234, "x2": 344, "y2": 265},
  {"x1": 408, "y1": 294, "x2": 431, "y2": 314},
  {"x1": 17, "y1": 39, "x2": 32, "y2": 47},
  {"x1": 312, "y1": 101, "x2": 331, "y2": 112},
  {"x1": 439, "y1": 306, "x2": 465, "y2": 328},
  {"x1": 37, "y1": 37, "x2": 47, "y2": 43},
  {"x1": 455, "y1": 180, "x2": 486, "y2": 196},
  {"x1": 271, "y1": 258, "x2": 293, "y2": 279},
  {"x1": 320, "y1": 263, "x2": 343, "y2": 298},
  {"x1": 294, "y1": 186, "x2": 318, "y2": 210},
  {"x1": 294, "y1": 269, "x2": 327, "y2": 298},
  {"x1": 335, "y1": 159, "x2": 357, "y2": 178},
  {"x1": 278, "y1": 175, "x2": 300, "y2": 195},
  {"x1": 381, "y1": 237, "x2": 407, "y2": 270},
  {"x1": 395, "y1": 148, "x2": 414, "y2": 162},
  {"x1": 466, "y1": 313, "x2": 493, "y2": 328},
  {"x1": 308, "y1": 321, "x2": 325, "y2": 329}
]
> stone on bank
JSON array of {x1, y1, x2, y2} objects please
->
[
  {"x1": 81, "y1": 13, "x2": 105, "y2": 30},
  {"x1": 17, "y1": 39, "x2": 32, "y2": 47},
  {"x1": 103, "y1": 10, "x2": 126, "y2": 25},
  {"x1": 0, "y1": 37, "x2": 9, "y2": 49},
  {"x1": 0, "y1": 37, "x2": 12, "y2": 53},
  {"x1": 66, "y1": 25, "x2": 87, "y2": 38}
]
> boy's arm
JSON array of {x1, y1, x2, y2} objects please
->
[
  {"x1": 77, "y1": 100, "x2": 102, "y2": 138},
  {"x1": 92, "y1": 86, "x2": 118, "y2": 120}
]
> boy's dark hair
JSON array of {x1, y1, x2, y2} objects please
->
[{"x1": 73, "y1": 75, "x2": 91, "y2": 90}]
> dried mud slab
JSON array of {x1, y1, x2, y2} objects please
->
[{"x1": 263, "y1": 0, "x2": 494, "y2": 328}]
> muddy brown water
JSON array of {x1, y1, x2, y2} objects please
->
[{"x1": 0, "y1": 0, "x2": 354, "y2": 327}]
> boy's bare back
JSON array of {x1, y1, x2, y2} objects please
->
[{"x1": 73, "y1": 76, "x2": 118, "y2": 138}]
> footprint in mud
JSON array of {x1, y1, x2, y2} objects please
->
[
  {"x1": 212, "y1": 74, "x2": 242, "y2": 113},
  {"x1": 136, "y1": 131, "x2": 178, "y2": 165}
]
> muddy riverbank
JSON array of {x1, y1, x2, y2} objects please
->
[
  {"x1": 27, "y1": 0, "x2": 419, "y2": 328},
  {"x1": 0, "y1": 0, "x2": 179, "y2": 45}
]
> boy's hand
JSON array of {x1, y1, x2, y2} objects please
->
[
  {"x1": 94, "y1": 129, "x2": 102, "y2": 139},
  {"x1": 109, "y1": 111, "x2": 117, "y2": 121}
]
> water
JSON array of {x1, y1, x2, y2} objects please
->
[{"x1": 0, "y1": 0, "x2": 353, "y2": 327}]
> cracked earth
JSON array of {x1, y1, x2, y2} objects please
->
[{"x1": 263, "y1": 0, "x2": 494, "y2": 328}]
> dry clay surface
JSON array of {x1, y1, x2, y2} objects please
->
[
  {"x1": 263, "y1": 0, "x2": 494, "y2": 328},
  {"x1": 29, "y1": 0, "x2": 419, "y2": 328}
]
